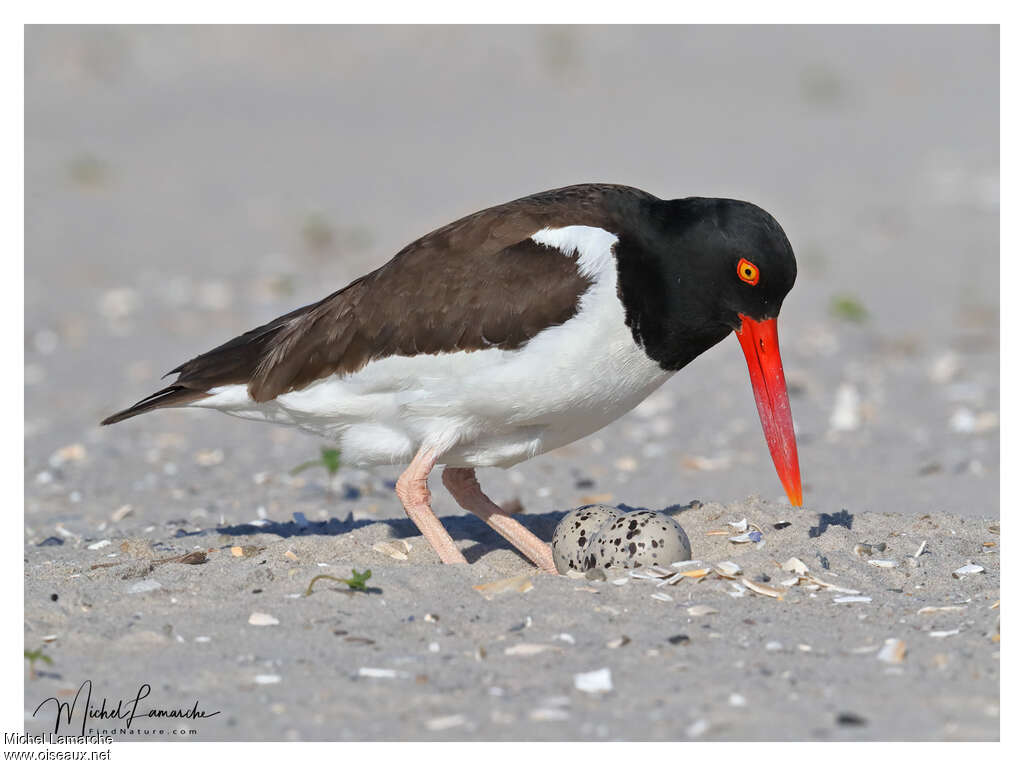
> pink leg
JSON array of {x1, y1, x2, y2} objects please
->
[
  {"x1": 442, "y1": 467, "x2": 557, "y2": 574},
  {"x1": 395, "y1": 448, "x2": 467, "y2": 565}
]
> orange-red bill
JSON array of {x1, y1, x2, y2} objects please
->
[{"x1": 735, "y1": 315, "x2": 803, "y2": 507}]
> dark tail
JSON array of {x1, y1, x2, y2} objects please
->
[
  {"x1": 100, "y1": 300, "x2": 321, "y2": 426},
  {"x1": 100, "y1": 385, "x2": 211, "y2": 425}
]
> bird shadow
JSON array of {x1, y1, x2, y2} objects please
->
[
  {"x1": 808, "y1": 509, "x2": 855, "y2": 539},
  {"x1": 210, "y1": 502, "x2": 693, "y2": 565},
  {"x1": 211, "y1": 509, "x2": 569, "y2": 566}
]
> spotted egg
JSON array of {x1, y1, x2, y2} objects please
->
[
  {"x1": 551, "y1": 504, "x2": 620, "y2": 574},
  {"x1": 551, "y1": 504, "x2": 692, "y2": 574}
]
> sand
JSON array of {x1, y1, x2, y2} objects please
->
[
  {"x1": 23, "y1": 26, "x2": 998, "y2": 741},
  {"x1": 24, "y1": 498, "x2": 999, "y2": 740}
]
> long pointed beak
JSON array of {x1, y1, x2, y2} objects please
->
[{"x1": 735, "y1": 314, "x2": 803, "y2": 506}]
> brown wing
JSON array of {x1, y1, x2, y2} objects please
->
[
  {"x1": 101, "y1": 183, "x2": 655, "y2": 423},
  {"x1": 248, "y1": 237, "x2": 593, "y2": 400}
]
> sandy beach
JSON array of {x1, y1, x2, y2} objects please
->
[{"x1": 24, "y1": 26, "x2": 998, "y2": 740}]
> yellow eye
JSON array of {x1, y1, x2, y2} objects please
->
[{"x1": 737, "y1": 258, "x2": 760, "y2": 286}]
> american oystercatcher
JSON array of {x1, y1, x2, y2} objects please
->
[{"x1": 103, "y1": 184, "x2": 802, "y2": 574}]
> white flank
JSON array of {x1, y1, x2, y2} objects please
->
[{"x1": 194, "y1": 226, "x2": 672, "y2": 468}]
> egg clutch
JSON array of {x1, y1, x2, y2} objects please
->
[{"x1": 551, "y1": 504, "x2": 693, "y2": 575}]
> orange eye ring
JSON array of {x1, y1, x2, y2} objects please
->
[{"x1": 737, "y1": 258, "x2": 760, "y2": 286}]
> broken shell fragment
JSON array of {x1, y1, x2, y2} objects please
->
[
  {"x1": 473, "y1": 574, "x2": 534, "y2": 599},
  {"x1": 740, "y1": 578, "x2": 785, "y2": 600},
  {"x1": 574, "y1": 667, "x2": 613, "y2": 694},
  {"x1": 670, "y1": 560, "x2": 702, "y2": 569},
  {"x1": 687, "y1": 605, "x2": 718, "y2": 617},
  {"x1": 248, "y1": 612, "x2": 280, "y2": 626},
  {"x1": 868, "y1": 559, "x2": 898, "y2": 568},
  {"x1": 782, "y1": 557, "x2": 809, "y2": 575},
  {"x1": 372, "y1": 540, "x2": 410, "y2": 560},
  {"x1": 953, "y1": 563, "x2": 984, "y2": 578},
  {"x1": 833, "y1": 595, "x2": 872, "y2": 604},
  {"x1": 504, "y1": 643, "x2": 559, "y2": 656},
  {"x1": 679, "y1": 568, "x2": 711, "y2": 580},
  {"x1": 854, "y1": 542, "x2": 887, "y2": 557},
  {"x1": 714, "y1": 561, "x2": 742, "y2": 578},
  {"x1": 876, "y1": 638, "x2": 907, "y2": 664},
  {"x1": 728, "y1": 531, "x2": 762, "y2": 544}
]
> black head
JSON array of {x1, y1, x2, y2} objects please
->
[{"x1": 615, "y1": 196, "x2": 798, "y2": 370}]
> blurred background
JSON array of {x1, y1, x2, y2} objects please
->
[{"x1": 25, "y1": 26, "x2": 999, "y2": 530}]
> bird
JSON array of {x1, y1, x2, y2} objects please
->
[{"x1": 102, "y1": 183, "x2": 802, "y2": 575}]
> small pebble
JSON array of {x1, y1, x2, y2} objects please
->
[{"x1": 837, "y1": 712, "x2": 868, "y2": 727}]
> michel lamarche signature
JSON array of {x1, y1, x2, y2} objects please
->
[{"x1": 33, "y1": 680, "x2": 221, "y2": 735}]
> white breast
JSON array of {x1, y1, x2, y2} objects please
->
[{"x1": 196, "y1": 226, "x2": 673, "y2": 468}]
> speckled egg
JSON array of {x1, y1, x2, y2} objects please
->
[
  {"x1": 551, "y1": 504, "x2": 692, "y2": 574},
  {"x1": 551, "y1": 504, "x2": 620, "y2": 574}
]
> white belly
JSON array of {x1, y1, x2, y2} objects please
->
[{"x1": 194, "y1": 227, "x2": 674, "y2": 467}]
